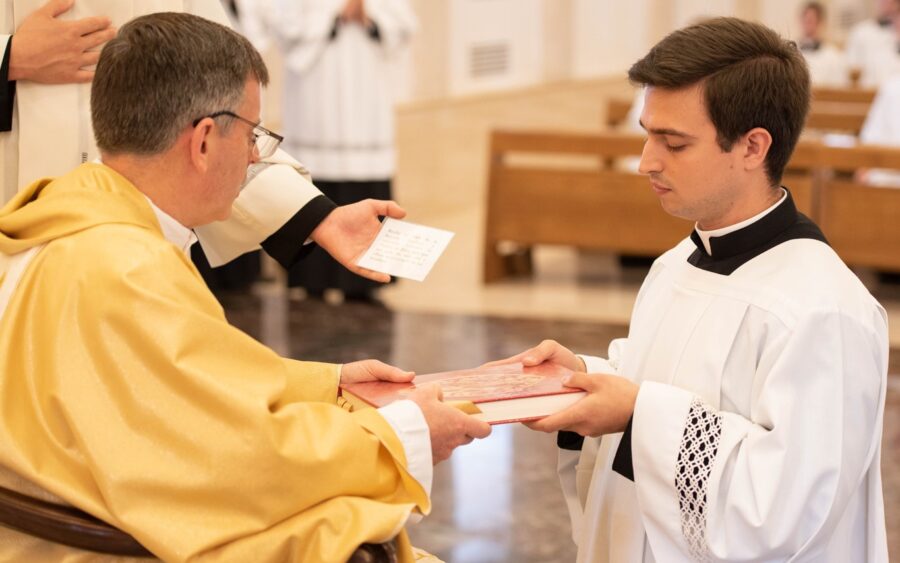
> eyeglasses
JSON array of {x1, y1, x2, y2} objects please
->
[{"x1": 192, "y1": 110, "x2": 284, "y2": 159}]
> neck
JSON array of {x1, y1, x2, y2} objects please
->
[
  {"x1": 698, "y1": 179, "x2": 782, "y2": 231},
  {"x1": 101, "y1": 152, "x2": 196, "y2": 228}
]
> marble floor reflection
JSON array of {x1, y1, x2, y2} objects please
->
[{"x1": 219, "y1": 290, "x2": 900, "y2": 562}]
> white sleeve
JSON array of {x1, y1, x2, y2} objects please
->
[
  {"x1": 193, "y1": 149, "x2": 323, "y2": 266},
  {"x1": 579, "y1": 337, "x2": 627, "y2": 375},
  {"x1": 631, "y1": 308, "x2": 888, "y2": 561},
  {"x1": 376, "y1": 399, "x2": 432, "y2": 523},
  {"x1": 860, "y1": 77, "x2": 900, "y2": 146}
]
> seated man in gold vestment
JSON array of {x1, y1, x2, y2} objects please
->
[{"x1": 0, "y1": 12, "x2": 489, "y2": 562}]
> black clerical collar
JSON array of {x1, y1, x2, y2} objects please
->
[{"x1": 687, "y1": 189, "x2": 828, "y2": 275}]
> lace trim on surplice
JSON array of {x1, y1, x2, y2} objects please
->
[{"x1": 675, "y1": 397, "x2": 722, "y2": 562}]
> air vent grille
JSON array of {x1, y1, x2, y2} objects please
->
[{"x1": 470, "y1": 42, "x2": 509, "y2": 77}]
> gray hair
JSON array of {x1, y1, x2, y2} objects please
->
[{"x1": 91, "y1": 12, "x2": 269, "y2": 155}]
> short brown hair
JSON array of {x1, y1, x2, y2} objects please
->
[
  {"x1": 628, "y1": 17, "x2": 810, "y2": 185},
  {"x1": 92, "y1": 12, "x2": 269, "y2": 155}
]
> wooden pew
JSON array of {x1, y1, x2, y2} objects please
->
[
  {"x1": 605, "y1": 98, "x2": 633, "y2": 129},
  {"x1": 806, "y1": 104, "x2": 869, "y2": 135},
  {"x1": 483, "y1": 131, "x2": 824, "y2": 283},
  {"x1": 811, "y1": 86, "x2": 877, "y2": 104},
  {"x1": 815, "y1": 145, "x2": 900, "y2": 271},
  {"x1": 483, "y1": 130, "x2": 691, "y2": 282},
  {"x1": 782, "y1": 141, "x2": 820, "y2": 216},
  {"x1": 483, "y1": 128, "x2": 900, "y2": 282}
]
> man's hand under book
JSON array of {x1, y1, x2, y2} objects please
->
[
  {"x1": 525, "y1": 373, "x2": 638, "y2": 437},
  {"x1": 340, "y1": 360, "x2": 415, "y2": 384},
  {"x1": 408, "y1": 384, "x2": 492, "y2": 464},
  {"x1": 483, "y1": 339, "x2": 586, "y2": 373}
]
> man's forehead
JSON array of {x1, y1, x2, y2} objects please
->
[{"x1": 639, "y1": 85, "x2": 710, "y2": 137}]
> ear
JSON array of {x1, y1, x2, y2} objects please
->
[
  {"x1": 741, "y1": 127, "x2": 772, "y2": 173},
  {"x1": 189, "y1": 118, "x2": 215, "y2": 173}
]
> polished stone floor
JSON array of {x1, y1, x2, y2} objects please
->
[{"x1": 220, "y1": 290, "x2": 900, "y2": 563}]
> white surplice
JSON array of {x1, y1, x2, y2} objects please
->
[
  {"x1": 801, "y1": 44, "x2": 850, "y2": 87},
  {"x1": 1, "y1": 0, "x2": 323, "y2": 265},
  {"x1": 845, "y1": 18, "x2": 900, "y2": 88},
  {"x1": 860, "y1": 76, "x2": 900, "y2": 188},
  {"x1": 562, "y1": 195, "x2": 889, "y2": 562},
  {"x1": 264, "y1": 0, "x2": 416, "y2": 181}
]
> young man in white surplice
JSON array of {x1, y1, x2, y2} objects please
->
[{"x1": 493, "y1": 17, "x2": 889, "y2": 563}]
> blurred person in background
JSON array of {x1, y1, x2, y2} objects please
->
[
  {"x1": 242, "y1": 0, "x2": 416, "y2": 303},
  {"x1": 845, "y1": 0, "x2": 900, "y2": 87},
  {"x1": 2, "y1": 0, "x2": 403, "y2": 295},
  {"x1": 858, "y1": 74, "x2": 900, "y2": 186},
  {"x1": 798, "y1": 1, "x2": 850, "y2": 87}
]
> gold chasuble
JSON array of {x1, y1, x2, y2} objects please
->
[{"x1": 0, "y1": 164, "x2": 429, "y2": 562}]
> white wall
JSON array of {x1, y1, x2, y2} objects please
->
[
  {"x1": 673, "y1": 0, "x2": 737, "y2": 27},
  {"x1": 401, "y1": 0, "x2": 875, "y2": 102},
  {"x1": 447, "y1": 0, "x2": 544, "y2": 96},
  {"x1": 571, "y1": 0, "x2": 653, "y2": 79}
]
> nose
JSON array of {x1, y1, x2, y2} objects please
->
[
  {"x1": 637, "y1": 138, "x2": 662, "y2": 175},
  {"x1": 249, "y1": 143, "x2": 261, "y2": 165}
]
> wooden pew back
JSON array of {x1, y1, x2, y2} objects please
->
[
  {"x1": 484, "y1": 131, "x2": 900, "y2": 282},
  {"x1": 811, "y1": 86, "x2": 876, "y2": 104},
  {"x1": 484, "y1": 131, "x2": 689, "y2": 282},
  {"x1": 815, "y1": 145, "x2": 900, "y2": 271}
]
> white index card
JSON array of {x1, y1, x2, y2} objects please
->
[{"x1": 356, "y1": 218, "x2": 454, "y2": 282}]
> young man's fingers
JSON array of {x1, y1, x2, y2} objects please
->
[
  {"x1": 525, "y1": 407, "x2": 580, "y2": 433},
  {"x1": 562, "y1": 372, "x2": 596, "y2": 391}
]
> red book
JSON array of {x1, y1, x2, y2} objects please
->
[{"x1": 340, "y1": 362, "x2": 585, "y2": 425}]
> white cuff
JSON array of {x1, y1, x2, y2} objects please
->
[
  {"x1": 377, "y1": 399, "x2": 432, "y2": 523},
  {"x1": 579, "y1": 354, "x2": 617, "y2": 374}
]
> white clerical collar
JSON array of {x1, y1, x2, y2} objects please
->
[
  {"x1": 694, "y1": 188, "x2": 787, "y2": 256},
  {"x1": 143, "y1": 195, "x2": 198, "y2": 256}
]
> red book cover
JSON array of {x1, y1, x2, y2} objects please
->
[{"x1": 340, "y1": 362, "x2": 584, "y2": 424}]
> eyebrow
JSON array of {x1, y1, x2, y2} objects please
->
[{"x1": 638, "y1": 120, "x2": 697, "y2": 140}]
